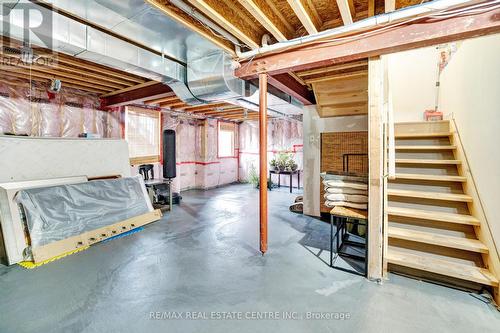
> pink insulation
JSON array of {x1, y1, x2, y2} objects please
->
[
  {"x1": 239, "y1": 118, "x2": 303, "y2": 187},
  {"x1": 0, "y1": 81, "x2": 121, "y2": 138},
  {"x1": 157, "y1": 115, "x2": 239, "y2": 193}
]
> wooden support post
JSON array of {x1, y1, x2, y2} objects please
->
[
  {"x1": 368, "y1": 56, "x2": 384, "y2": 280},
  {"x1": 259, "y1": 73, "x2": 268, "y2": 255}
]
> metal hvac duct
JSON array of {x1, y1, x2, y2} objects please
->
[{"x1": 1, "y1": 0, "x2": 303, "y2": 116}]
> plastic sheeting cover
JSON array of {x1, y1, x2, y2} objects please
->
[{"x1": 16, "y1": 176, "x2": 151, "y2": 248}]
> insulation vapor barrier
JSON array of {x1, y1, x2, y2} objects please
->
[
  {"x1": 239, "y1": 119, "x2": 303, "y2": 186},
  {"x1": 16, "y1": 176, "x2": 150, "y2": 249},
  {"x1": 0, "y1": 80, "x2": 121, "y2": 138}
]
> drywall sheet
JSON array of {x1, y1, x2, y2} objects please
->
[{"x1": 17, "y1": 176, "x2": 151, "y2": 248}]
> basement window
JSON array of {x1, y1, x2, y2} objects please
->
[
  {"x1": 125, "y1": 106, "x2": 161, "y2": 165},
  {"x1": 218, "y1": 122, "x2": 236, "y2": 158}
]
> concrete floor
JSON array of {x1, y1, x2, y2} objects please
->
[{"x1": 0, "y1": 184, "x2": 498, "y2": 332}]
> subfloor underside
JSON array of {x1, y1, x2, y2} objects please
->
[{"x1": 0, "y1": 184, "x2": 498, "y2": 332}]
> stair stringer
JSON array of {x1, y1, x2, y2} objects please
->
[{"x1": 450, "y1": 118, "x2": 500, "y2": 305}]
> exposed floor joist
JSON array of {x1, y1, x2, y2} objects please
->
[
  {"x1": 237, "y1": 0, "x2": 288, "y2": 41},
  {"x1": 236, "y1": 5, "x2": 500, "y2": 77},
  {"x1": 188, "y1": 0, "x2": 261, "y2": 49},
  {"x1": 336, "y1": 0, "x2": 354, "y2": 25},
  {"x1": 286, "y1": 0, "x2": 318, "y2": 34}
]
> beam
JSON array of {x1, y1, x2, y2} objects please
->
[
  {"x1": 367, "y1": 56, "x2": 383, "y2": 280},
  {"x1": 259, "y1": 73, "x2": 268, "y2": 255},
  {"x1": 160, "y1": 101, "x2": 187, "y2": 108},
  {"x1": 202, "y1": 108, "x2": 245, "y2": 116},
  {"x1": 0, "y1": 66, "x2": 115, "y2": 92},
  {"x1": 267, "y1": 73, "x2": 315, "y2": 105},
  {"x1": 368, "y1": 0, "x2": 375, "y2": 17},
  {"x1": 237, "y1": 0, "x2": 287, "y2": 41},
  {"x1": 236, "y1": 7, "x2": 500, "y2": 78},
  {"x1": 188, "y1": 0, "x2": 260, "y2": 49},
  {"x1": 183, "y1": 103, "x2": 229, "y2": 112},
  {"x1": 101, "y1": 82, "x2": 174, "y2": 108},
  {"x1": 297, "y1": 59, "x2": 368, "y2": 77},
  {"x1": 336, "y1": 0, "x2": 354, "y2": 25},
  {"x1": 145, "y1": 96, "x2": 180, "y2": 105},
  {"x1": 286, "y1": 0, "x2": 318, "y2": 34},
  {"x1": 385, "y1": 0, "x2": 396, "y2": 13},
  {"x1": 262, "y1": 0, "x2": 296, "y2": 35}
]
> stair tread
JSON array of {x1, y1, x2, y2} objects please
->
[
  {"x1": 388, "y1": 189, "x2": 473, "y2": 202},
  {"x1": 387, "y1": 206, "x2": 480, "y2": 225},
  {"x1": 387, "y1": 248, "x2": 498, "y2": 286},
  {"x1": 395, "y1": 145, "x2": 456, "y2": 150},
  {"x1": 393, "y1": 173, "x2": 467, "y2": 182},
  {"x1": 388, "y1": 226, "x2": 488, "y2": 253},
  {"x1": 395, "y1": 132, "x2": 451, "y2": 138},
  {"x1": 396, "y1": 159, "x2": 461, "y2": 165}
]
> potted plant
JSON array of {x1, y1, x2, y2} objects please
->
[
  {"x1": 270, "y1": 158, "x2": 277, "y2": 171},
  {"x1": 247, "y1": 164, "x2": 259, "y2": 188}
]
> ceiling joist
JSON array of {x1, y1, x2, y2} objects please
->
[
  {"x1": 385, "y1": 0, "x2": 396, "y2": 13},
  {"x1": 336, "y1": 0, "x2": 354, "y2": 25},
  {"x1": 286, "y1": 0, "x2": 318, "y2": 34},
  {"x1": 188, "y1": 0, "x2": 260, "y2": 49},
  {"x1": 237, "y1": 0, "x2": 288, "y2": 41}
]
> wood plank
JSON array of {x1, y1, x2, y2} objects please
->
[
  {"x1": 286, "y1": 0, "x2": 318, "y2": 34},
  {"x1": 0, "y1": 66, "x2": 114, "y2": 92},
  {"x1": 35, "y1": 51, "x2": 146, "y2": 84},
  {"x1": 100, "y1": 81, "x2": 159, "y2": 98},
  {"x1": 449, "y1": 118, "x2": 500, "y2": 304},
  {"x1": 297, "y1": 60, "x2": 368, "y2": 77},
  {"x1": 367, "y1": 56, "x2": 384, "y2": 280},
  {"x1": 188, "y1": 0, "x2": 259, "y2": 48},
  {"x1": 388, "y1": 226, "x2": 488, "y2": 253},
  {"x1": 237, "y1": 0, "x2": 288, "y2": 41},
  {"x1": 31, "y1": 210, "x2": 163, "y2": 263},
  {"x1": 395, "y1": 159, "x2": 461, "y2": 165},
  {"x1": 368, "y1": 0, "x2": 375, "y2": 17},
  {"x1": 395, "y1": 132, "x2": 451, "y2": 138},
  {"x1": 395, "y1": 145, "x2": 456, "y2": 150},
  {"x1": 304, "y1": 70, "x2": 368, "y2": 84},
  {"x1": 387, "y1": 189, "x2": 473, "y2": 202},
  {"x1": 387, "y1": 206, "x2": 480, "y2": 226},
  {"x1": 385, "y1": 0, "x2": 396, "y2": 13},
  {"x1": 393, "y1": 173, "x2": 466, "y2": 182},
  {"x1": 330, "y1": 206, "x2": 367, "y2": 219},
  {"x1": 318, "y1": 104, "x2": 368, "y2": 117},
  {"x1": 336, "y1": 0, "x2": 354, "y2": 25},
  {"x1": 387, "y1": 249, "x2": 498, "y2": 286}
]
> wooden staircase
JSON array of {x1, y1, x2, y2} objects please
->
[{"x1": 386, "y1": 120, "x2": 499, "y2": 294}]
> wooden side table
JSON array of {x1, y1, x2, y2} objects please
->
[{"x1": 330, "y1": 206, "x2": 368, "y2": 276}]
